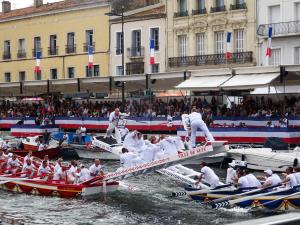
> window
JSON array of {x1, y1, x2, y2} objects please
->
[
  {"x1": 68, "y1": 67, "x2": 75, "y2": 78},
  {"x1": 234, "y1": 29, "x2": 244, "y2": 52},
  {"x1": 86, "y1": 30, "x2": 93, "y2": 46},
  {"x1": 296, "y1": 3, "x2": 300, "y2": 21},
  {"x1": 67, "y1": 32, "x2": 75, "y2": 53},
  {"x1": 4, "y1": 72, "x2": 11, "y2": 82},
  {"x1": 4, "y1": 40, "x2": 10, "y2": 54},
  {"x1": 178, "y1": 35, "x2": 187, "y2": 57},
  {"x1": 196, "y1": 33, "x2": 205, "y2": 55},
  {"x1": 151, "y1": 64, "x2": 159, "y2": 74},
  {"x1": 197, "y1": 0, "x2": 205, "y2": 10},
  {"x1": 216, "y1": 0, "x2": 224, "y2": 7},
  {"x1": 116, "y1": 32, "x2": 123, "y2": 55},
  {"x1": 35, "y1": 71, "x2": 41, "y2": 80},
  {"x1": 34, "y1": 37, "x2": 41, "y2": 50},
  {"x1": 269, "y1": 5, "x2": 280, "y2": 24},
  {"x1": 178, "y1": 0, "x2": 187, "y2": 12},
  {"x1": 116, "y1": 65, "x2": 124, "y2": 75},
  {"x1": 18, "y1": 39, "x2": 25, "y2": 52},
  {"x1": 270, "y1": 48, "x2": 281, "y2": 65},
  {"x1": 150, "y1": 28, "x2": 159, "y2": 51},
  {"x1": 19, "y1": 71, "x2": 26, "y2": 81},
  {"x1": 85, "y1": 65, "x2": 100, "y2": 77},
  {"x1": 131, "y1": 30, "x2": 141, "y2": 56},
  {"x1": 49, "y1": 35, "x2": 57, "y2": 55},
  {"x1": 50, "y1": 68, "x2": 57, "y2": 80},
  {"x1": 295, "y1": 47, "x2": 300, "y2": 64},
  {"x1": 236, "y1": 0, "x2": 244, "y2": 4},
  {"x1": 215, "y1": 31, "x2": 224, "y2": 54}
]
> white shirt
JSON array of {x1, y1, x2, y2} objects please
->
[
  {"x1": 24, "y1": 155, "x2": 33, "y2": 164},
  {"x1": 54, "y1": 163, "x2": 61, "y2": 174},
  {"x1": 286, "y1": 174, "x2": 298, "y2": 188},
  {"x1": 123, "y1": 132, "x2": 137, "y2": 151},
  {"x1": 226, "y1": 168, "x2": 236, "y2": 184},
  {"x1": 77, "y1": 168, "x2": 90, "y2": 183},
  {"x1": 38, "y1": 165, "x2": 51, "y2": 176},
  {"x1": 200, "y1": 166, "x2": 219, "y2": 187},
  {"x1": 109, "y1": 111, "x2": 119, "y2": 124},
  {"x1": 68, "y1": 165, "x2": 78, "y2": 175},
  {"x1": 245, "y1": 174, "x2": 261, "y2": 188},
  {"x1": 80, "y1": 127, "x2": 86, "y2": 136},
  {"x1": 22, "y1": 164, "x2": 35, "y2": 173},
  {"x1": 265, "y1": 174, "x2": 282, "y2": 187},
  {"x1": 7, "y1": 158, "x2": 19, "y2": 168},
  {"x1": 294, "y1": 172, "x2": 300, "y2": 184},
  {"x1": 160, "y1": 139, "x2": 178, "y2": 156},
  {"x1": 53, "y1": 168, "x2": 66, "y2": 180},
  {"x1": 188, "y1": 112, "x2": 202, "y2": 124},
  {"x1": 89, "y1": 164, "x2": 102, "y2": 177},
  {"x1": 238, "y1": 176, "x2": 249, "y2": 188},
  {"x1": 120, "y1": 152, "x2": 137, "y2": 168}
]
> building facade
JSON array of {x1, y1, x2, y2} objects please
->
[
  {"x1": 0, "y1": 0, "x2": 110, "y2": 85},
  {"x1": 257, "y1": 0, "x2": 300, "y2": 66},
  {"x1": 109, "y1": 3, "x2": 166, "y2": 76},
  {"x1": 165, "y1": 0, "x2": 257, "y2": 71}
]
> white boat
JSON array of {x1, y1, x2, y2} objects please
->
[{"x1": 227, "y1": 146, "x2": 300, "y2": 172}]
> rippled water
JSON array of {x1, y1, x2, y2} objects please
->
[{"x1": 0, "y1": 161, "x2": 276, "y2": 225}]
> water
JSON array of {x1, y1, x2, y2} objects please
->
[{"x1": 0, "y1": 161, "x2": 274, "y2": 225}]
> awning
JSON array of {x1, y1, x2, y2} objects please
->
[
  {"x1": 220, "y1": 73, "x2": 280, "y2": 90},
  {"x1": 176, "y1": 75, "x2": 232, "y2": 91},
  {"x1": 251, "y1": 85, "x2": 300, "y2": 95}
]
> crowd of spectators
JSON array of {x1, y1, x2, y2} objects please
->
[{"x1": 0, "y1": 95, "x2": 300, "y2": 119}]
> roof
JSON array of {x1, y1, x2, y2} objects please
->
[{"x1": 0, "y1": 0, "x2": 108, "y2": 22}]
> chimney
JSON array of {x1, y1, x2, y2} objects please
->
[
  {"x1": 34, "y1": 0, "x2": 43, "y2": 8},
  {"x1": 2, "y1": 1, "x2": 11, "y2": 13}
]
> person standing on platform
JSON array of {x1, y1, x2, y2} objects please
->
[
  {"x1": 104, "y1": 108, "x2": 121, "y2": 139},
  {"x1": 187, "y1": 108, "x2": 214, "y2": 148}
]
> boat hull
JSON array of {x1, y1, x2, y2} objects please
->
[
  {"x1": 12, "y1": 148, "x2": 61, "y2": 159},
  {"x1": 74, "y1": 149, "x2": 120, "y2": 160}
]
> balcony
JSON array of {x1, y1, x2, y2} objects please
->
[
  {"x1": 230, "y1": 3, "x2": 247, "y2": 10},
  {"x1": 211, "y1": 6, "x2": 226, "y2": 13},
  {"x1": 126, "y1": 61, "x2": 144, "y2": 75},
  {"x1": 169, "y1": 51, "x2": 253, "y2": 67},
  {"x1": 127, "y1": 47, "x2": 145, "y2": 58},
  {"x1": 83, "y1": 42, "x2": 95, "y2": 52},
  {"x1": 2, "y1": 52, "x2": 11, "y2": 60},
  {"x1": 32, "y1": 48, "x2": 42, "y2": 57},
  {"x1": 17, "y1": 50, "x2": 26, "y2": 59},
  {"x1": 65, "y1": 44, "x2": 76, "y2": 54},
  {"x1": 257, "y1": 20, "x2": 300, "y2": 37},
  {"x1": 174, "y1": 11, "x2": 189, "y2": 18},
  {"x1": 192, "y1": 8, "x2": 207, "y2": 15},
  {"x1": 48, "y1": 47, "x2": 58, "y2": 56}
]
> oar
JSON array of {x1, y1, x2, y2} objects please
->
[
  {"x1": 212, "y1": 186, "x2": 290, "y2": 209},
  {"x1": 249, "y1": 186, "x2": 300, "y2": 211}
]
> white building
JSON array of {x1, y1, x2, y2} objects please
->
[
  {"x1": 109, "y1": 3, "x2": 166, "y2": 76},
  {"x1": 257, "y1": 0, "x2": 300, "y2": 66}
]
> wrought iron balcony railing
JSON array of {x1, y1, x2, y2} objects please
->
[
  {"x1": 127, "y1": 47, "x2": 145, "y2": 58},
  {"x1": 126, "y1": 61, "x2": 144, "y2": 75},
  {"x1": 65, "y1": 44, "x2": 76, "y2": 54},
  {"x1": 169, "y1": 51, "x2": 253, "y2": 67},
  {"x1": 48, "y1": 47, "x2": 58, "y2": 56},
  {"x1": 192, "y1": 8, "x2": 207, "y2": 15},
  {"x1": 174, "y1": 11, "x2": 189, "y2": 17},
  {"x1": 211, "y1": 6, "x2": 226, "y2": 13},
  {"x1": 83, "y1": 42, "x2": 95, "y2": 52},
  {"x1": 2, "y1": 52, "x2": 11, "y2": 60},
  {"x1": 257, "y1": 20, "x2": 300, "y2": 37},
  {"x1": 230, "y1": 3, "x2": 247, "y2": 10},
  {"x1": 17, "y1": 50, "x2": 26, "y2": 58},
  {"x1": 32, "y1": 48, "x2": 42, "y2": 57}
]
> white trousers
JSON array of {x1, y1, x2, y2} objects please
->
[
  {"x1": 191, "y1": 120, "x2": 214, "y2": 147},
  {"x1": 104, "y1": 123, "x2": 116, "y2": 138}
]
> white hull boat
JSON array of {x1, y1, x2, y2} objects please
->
[
  {"x1": 227, "y1": 147, "x2": 300, "y2": 172},
  {"x1": 74, "y1": 148, "x2": 120, "y2": 160}
]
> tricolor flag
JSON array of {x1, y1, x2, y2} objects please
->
[
  {"x1": 34, "y1": 51, "x2": 41, "y2": 73},
  {"x1": 88, "y1": 46, "x2": 94, "y2": 69},
  {"x1": 150, "y1": 39, "x2": 155, "y2": 65},
  {"x1": 266, "y1": 27, "x2": 273, "y2": 57},
  {"x1": 226, "y1": 32, "x2": 232, "y2": 61}
]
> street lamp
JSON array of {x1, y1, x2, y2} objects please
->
[{"x1": 105, "y1": 6, "x2": 125, "y2": 110}]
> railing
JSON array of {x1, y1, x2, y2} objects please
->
[
  {"x1": 127, "y1": 47, "x2": 145, "y2": 58},
  {"x1": 48, "y1": 47, "x2": 58, "y2": 56},
  {"x1": 192, "y1": 8, "x2": 207, "y2": 15},
  {"x1": 2, "y1": 52, "x2": 11, "y2": 60},
  {"x1": 126, "y1": 62, "x2": 144, "y2": 75},
  {"x1": 32, "y1": 48, "x2": 42, "y2": 57},
  {"x1": 169, "y1": 51, "x2": 253, "y2": 67},
  {"x1": 211, "y1": 6, "x2": 226, "y2": 13},
  {"x1": 257, "y1": 20, "x2": 300, "y2": 36},
  {"x1": 83, "y1": 42, "x2": 95, "y2": 52},
  {"x1": 65, "y1": 44, "x2": 76, "y2": 54},
  {"x1": 230, "y1": 3, "x2": 247, "y2": 10},
  {"x1": 174, "y1": 11, "x2": 189, "y2": 17},
  {"x1": 17, "y1": 50, "x2": 26, "y2": 58}
]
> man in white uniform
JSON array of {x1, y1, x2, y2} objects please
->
[
  {"x1": 104, "y1": 108, "x2": 121, "y2": 139},
  {"x1": 282, "y1": 167, "x2": 298, "y2": 188},
  {"x1": 76, "y1": 164, "x2": 91, "y2": 183},
  {"x1": 226, "y1": 161, "x2": 237, "y2": 184},
  {"x1": 187, "y1": 108, "x2": 214, "y2": 148},
  {"x1": 237, "y1": 170, "x2": 249, "y2": 189},
  {"x1": 54, "y1": 158, "x2": 63, "y2": 174},
  {"x1": 7, "y1": 154, "x2": 20, "y2": 174},
  {"x1": 68, "y1": 160, "x2": 78, "y2": 184},
  {"x1": 38, "y1": 160, "x2": 52, "y2": 180},
  {"x1": 261, "y1": 169, "x2": 282, "y2": 188},
  {"x1": 21, "y1": 159, "x2": 36, "y2": 178},
  {"x1": 196, "y1": 161, "x2": 220, "y2": 188},
  {"x1": 89, "y1": 159, "x2": 104, "y2": 178},
  {"x1": 123, "y1": 131, "x2": 144, "y2": 154},
  {"x1": 294, "y1": 167, "x2": 300, "y2": 184},
  {"x1": 244, "y1": 169, "x2": 261, "y2": 188}
]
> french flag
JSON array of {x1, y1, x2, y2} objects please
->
[
  {"x1": 150, "y1": 39, "x2": 155, "y2": 65},
  {"x1": 266, "y1": 27, "x2": 273, "y2": 57},
  {"x1": 226, "y1": 32, "x2": 232, "y2": 61},
  {"x1": 34, "y1": 51, "x2": 41, "y2": 73},
  {"x1": 88, "y1": 46, "x2": 94, "y2": 68}
]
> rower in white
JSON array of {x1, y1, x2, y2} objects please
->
[
  {"x1": 282, "y1": 167, "x2": 298, "y2": 188},
  {"x1": 89, "y1": 159, "x2": 104, "y2": 178},
  {"x1": 244, "y1": 169, "x2": 261, "y2": 188},
  {"x1": 21, "y1": 159, "x2": 36, "y2": 178},
  {"x1": 294, "y1": 167, "x2": 300, "y2": 184},
  {"x1": 236, "y1": 169, "x2": 249, "y2": 189},
  {"x1": 196, "y1": 161, "x2": 220, "y2": 188},
  {"x1": 67, "y1": 160, "x2": 78, "y2": 183},
  {"x1": 187, "y1": 108, "x2": 214, "y2": 148},
  {"x1": 76, "y1": 164, "x2": 90, "y2": 183},
  {"x1": 123, "y1": 131, "x2": 144, "y2": 154},
  {"x1": 259, "y1": 169, "x2": 282, "y2": 188},
  {"x1": 7, "y1": 154, "x2": 20, "y2": 174},
  {"x1": 226, "y1": 161, "x2": 237, "y2": 184},
  {"x1": 38, "y1": 160, "x2": 52, "y2": 180},
  {"x1": 54, "y1": 158, "x2": 63, "y2": 174}
]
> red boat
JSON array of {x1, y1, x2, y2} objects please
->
[{"x1": 11, "y1": 147, "x2": 61, "y2": 159}]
